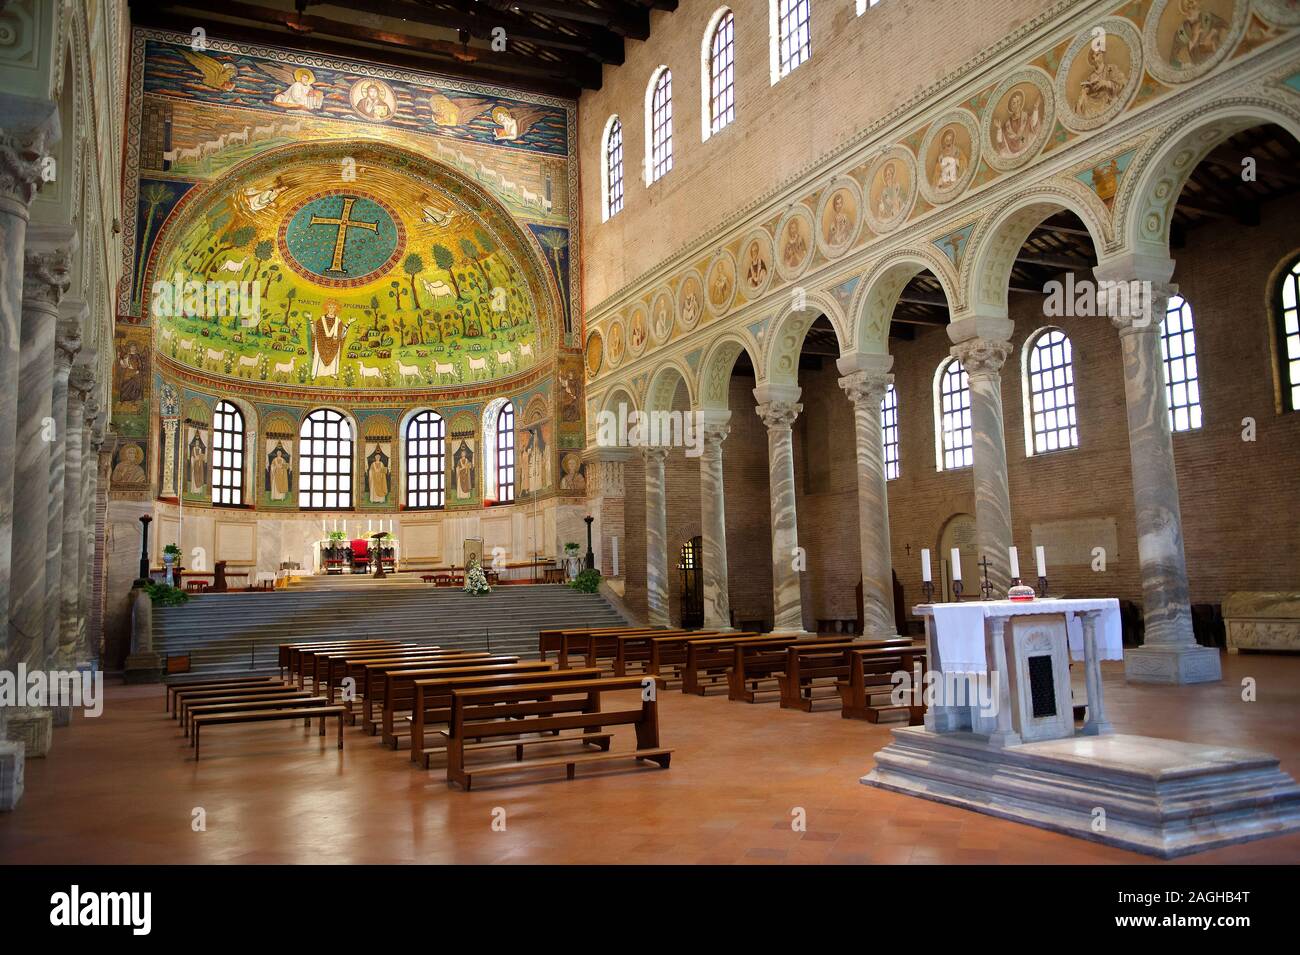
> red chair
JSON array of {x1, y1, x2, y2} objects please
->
[{"x1": 350, "y1": 538, "x2": 370, "y2": 573}]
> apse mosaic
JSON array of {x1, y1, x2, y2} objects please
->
[{"x1": 147, "y1": 140, "x2": 556, "y2": 393}]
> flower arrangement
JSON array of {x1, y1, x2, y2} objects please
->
[
  {"x1": 327, "y1": 530, "x2": 347, "y2": 542},
  {"x1": 464, "y1": 555, "x2": 491, "y2": 595}
]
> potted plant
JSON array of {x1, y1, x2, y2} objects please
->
[{"x1": 162, "y1": 543, "x2": 182, "y2": 586}]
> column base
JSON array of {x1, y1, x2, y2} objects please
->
[
  {"x1": 0, "y1": 741, "x2": 24, "y2": 811},
  {"x1": 5, "y1": 708, "x2": 53, "y2": 758},
  {"x1": 1124, "y1": 644, "x2": 1222, "y2": 685},
  {"x1": 124, "y1": 653, "x2": 165, "y2": 684}
]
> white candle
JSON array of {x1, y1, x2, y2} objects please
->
[
  {"x1": 368, "y1": 519, "x2": 373, "y2": 534},
  {"x1": 1035, "y1": 545, "x2": 1047, "y2": 578},
  {"x1": 921, "y1": 549, "x2": 932, "y2": 582},
  {"x1": 322, "y1": 520, "x2": 326, "y2": 537},
  {"x1": 1009, "y1": 546, "x2": 1020, "y2": 580},
  {"x1": 950, "y1": 548, "x2": 962, "y2": 581}
]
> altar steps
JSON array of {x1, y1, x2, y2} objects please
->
[{"x1": 153, "y1": 584, "x2": 625, "y2": 678}]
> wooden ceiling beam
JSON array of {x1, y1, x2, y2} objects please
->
[{"x1": 508, "y1": 0, "x2": 650, "y2": 40}]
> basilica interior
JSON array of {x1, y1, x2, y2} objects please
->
[{"x1": 0, "y1": 0, "x2": 1299, "y2": 874}]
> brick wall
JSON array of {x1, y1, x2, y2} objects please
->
[
  {"x1": 578, "y1": 0, "x2": 1059, "y2": 306},
  {"x1": 618, "y1": 195, "x2": 1300, "y2": 628}
]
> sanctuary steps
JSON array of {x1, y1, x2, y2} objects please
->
[{"x1": 153, "y1": 583, "x2": 625, "y2": 679}]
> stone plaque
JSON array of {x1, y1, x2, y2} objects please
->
[{"x1": 1030, "y1": 518, "x2": 1119, "y2": 568}]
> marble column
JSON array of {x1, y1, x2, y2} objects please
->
[
  {"x1": 46, "y1": 307, "x2": 82, "y2": 663},
  {"x1": 641, "y1": 446, "x2": 670, "y2": 627},
  {"x1": 0, "y1": 101, "x2": 59, "y2": 682},
  {"x1": 951, "y1": 337, "x2": 1015, "y2": 596},
  {"x1": 9, "y1": 227, "x2": 75, "y2": 671},
  {"x1": 754, "y1": 385, "x2": 806, "y2": 634},
  {"x1": 698, "y1": 412, "x2": 732, "y2": 631},
  {"x1": 582, "y1": 446, "x2": 628, "y2": 579},
  {"x1": 60, "y1": 365, "x2": 91, "y2": 667},
  {"x1": 1095, "y1": 262, "x2": 1220, "y2": 684},
  {"x1": 839, "y1": 358, "x2": 897, "y2": 640},
  {"x1": 80, "y1": 413, "x2": 102, "y2": 664}
]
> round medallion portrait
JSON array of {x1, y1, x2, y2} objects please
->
[
  {"x1": 1142, "y1": 0, "x2": 1248, "y2": 84},
  {"x1": 981, "y1": 69, "x2": 1056, "y2": 173},
  {"x1": 627, "y1": 304, "x2": 649, "y2": 358},
  {"x1": 649, "y1": 288, "x2": 675, "y2": 345},
  {"x1": 705, "y1": 249, "x2": 737, "y2": 318},
  {"x1": 585, "y1": 330, "x2": 603, "y2": 379},
  {"x1": 350, "y1": 78, "x2": 398, "y2": 122},
  {"x1": 1055, "y1": 19, "x2": 1143, "y2": 132},
  {"x1": 676, "y1": 270, "x2": 706, "y2": 332},
  {"x1": 917, "y1": 111, "x2": 980, "y2": 205},
  {"x1": 606, "y1": 318, "x2": 626, "y2": 368},
  {"x1": 775, "y1": 205, "x2": 816, "y2": 282},
  {"x1": 863, "y1": 146, "x2": 918, "y2": 234},
  {"x1": 738, "y1": 229, "x2": 775, "y2": 299},
  {"x1": 815, "y1": 177, "x2": 863, "y2": 258},
  {"x1": 278, "y1": 190, "x2": 406, "y2": 289}
]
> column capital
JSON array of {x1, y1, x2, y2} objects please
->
[
  {"x1": 0, "y1": 97, "x2": 59, "y2": 210},
  {"x1": 68, "y1": 363, "x2": 95, "y2": 401},
  {"x1": 838, "y1": 369, "x2": 893, "y2": 407},
  {"x1": 55, "y1": 315, "x2": 84, "y2": 369},
  {"x1": 640, "y1": 445, "x2": 669, "y2": 465},
  {"x1": 950, "y1": 337, "x2": 1011, "y2": 377},
  {"x1": 22, "y1": 227, "x2": 77, "y2": 309},
  {"x1": 755, "y1": 400, "x2": 802, "y2": 432}
]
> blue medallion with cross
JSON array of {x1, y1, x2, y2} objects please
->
[{"x1": 280, "y1": 192, "x2": 405, "y2": 289}]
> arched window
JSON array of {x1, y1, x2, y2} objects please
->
[
  {"x1": 211, "y1": 400, "x2": 245, "y2": 506},
  {"x1": 405, "y1": 410, "x2": 446, "y2": 509},
  {"x1": 702, "y1": 9, "x2": 736, "y2": 141},
  {"x1": 881, "y1": 383, "x2": 900, "y2": 481},
  {"x1": 646, "y1": 67, "x2": 673, "y2": 184},
  {"x1": 1275, "y1": 254, "x2": 1300, "y2": 413},
  {"x1": 1024, "y1": 328, "x2": 1079, "y2": 455},
  {"x1": 1161, "y1": 295, "x2": 1202, "y2": 432},
  {"x1": 935, "y1": 358, "x2": 972, "y2": 471},
  {"x1": 602, "y1": 116, "x2": 624, "y2": 221},
  {"x1": 771, "y1": 0, "x2": 811, "y2": 83},
  {"x1": 496, "y1": 401, "x2": 516, "y2": 504},
  {"x1": 298, "y1": 408, "x2": 353, "y2": 510}
]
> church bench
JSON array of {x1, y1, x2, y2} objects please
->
[
  {"x1": 360, "y1": 655, "x2": 521, "y2": 734},
  {"x1": 442, "y1": 676, "x2": 671, "y2": 790},
  {"x1": 558, "y1": 627, "x2": 667, "y2": 670},
  {"x1": 166, "y1": 676, "x2": 281, "y2": 712},
  {"x1": 183, "y1": 694, "x2": 326, "y2": 736},
  {"x1": 176, "y1": 687, "x2": 313, "y2": 727},
  {"x1": 329, "y1": 649, "x2": 481, "y2": 714},
  {"x1": 837, "y1": 646, "x2": 928, "y2": 723},
  {"x1": 678, "y1": 633, "x2": 785, "y2": 695},
  {"x1": 317, "y1": 646, "x2": 479, "y2": 701},
  {"x1": 294, "y1": 642, "x2": 414, "y2": 688},
  {"x1": 538, "y1": 626, "x2": 639, "y2": 663},
  {"x1": 172, "y1": 682, "x2": 299, "y2": 720},
  {"x1": 725, "y1": 636, "x2": 873, "y2": 703},
  {"x1": 409, "y1": 666, "x2": 603, "y2": 765},
  {"x1": 191, "y1": 705, "x2": 346, "y2": 761},
  {"x1": 379, "y1": 659, "x2": 553, "y2": 747},
  {"x1": 612, "y1": 630, "x2": 720, "y2": 676},
  {"x1": 283, "y1": 640, "x2": 404, "y2": 683},
  {"x1": 775, "y1": 639, "x2": 914, "y2": 711},
  {"x1": 646, "y1": 631, "x2": 758, "y2": 684}
]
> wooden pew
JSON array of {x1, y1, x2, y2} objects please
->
[
  {"x1": 316, "y1": 646, "x2": 477, "y2": 701},
  {"x1": 293, "y1": 641, "x2": 408, "y2": 688},
  {"x1": 647, "y1": 631, "x2": 758, "y2": 685},
  {"x1": 611, "y1": 630, "x2": 719, "y2": 676},
  {"x1": 559, "y1": 627, "x2": 669, "y2": 670},
  {"x1": 443, "y1": 676, "x2": 672, "y2": 790},
  {"x1": 725, "y1": 636, "x2": 874, "y2": 703},
  {"x1": 379, "y1": 659, "x2": 551, "y2": 747},
  {"x1": 539, "y1": 626, "x2": 634, "y2": 662},
  {"x1": 281, "y1": 640, "x2": 403, "y2": 681},
  {"x1": 359, "y1": 655, "x2": 518, "y2": 734},
  {"x1": 172, "y1": 682, "x2": 299, "y2": 722},
  {"x1": 331, "y1": 649, "x2": 484, "y2": 720},
  {"x1": 166, "y1": 676, "x2": 280, "y2": 712},
  {"x1": 409, "y1": 666, "x2": 604, "y2": 766},
  {"x1": 177, "y1": 686, "x2": 314, "y2": 729},
  {"x1": 837, "y1": 645, "x2": 929, "y2": 723},
  {"x1": 192, "y1": 704, "x2": 345, "y2": 760},
  {"x1": 677, "y1": 633, "x2": 783, "y2": 695},
  {"x1": 774, "y1": 638, "x2": 917, "y2": 710},
  {"x1": 183, "y1": 694, "x2": 325, "y2": 736}
]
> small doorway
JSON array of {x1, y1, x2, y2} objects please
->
[
  {"x1": 678, "y1": 536, "x2": 703, "y2": 629},
  {"x1": 937, "y1": 512, "x2": 978, "y2": 602}
]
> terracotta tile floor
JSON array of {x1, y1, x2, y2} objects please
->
[{"x1": 2, "y1": 653, "x2": 1299, "y2": 864}]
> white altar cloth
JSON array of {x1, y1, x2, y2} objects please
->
[{"x1": 930, "y1": 598, "x2": 1123, "y2": 673}]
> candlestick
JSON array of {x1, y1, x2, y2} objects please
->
[
  {"x1": 921, "y1": 579, "x2": 934, "y2": 603},
  {"x1": 1037, "y1": 574, "x2": 1049, "y2": 598},
  {"x1": 1035, "y1": 545, "x2": 1047, "y2": 578},
  {"x1": 921, "y1": 548, "x2": 931, "y2": 582},
  {"x1": 1009, "y1": 546, "x2": 1020, "y2": 580},
  {"x1": 950, "y1": 548, "x2": 962, "y2": 581},
  {"x1": 978, "y1": 554, "x2": 993, "y2": 601}
]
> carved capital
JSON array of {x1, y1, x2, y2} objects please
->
[
  {"x1": 950, "y1": 338, "x2": 1011, "y2": 377},
  {"x1": 838, "y1": 370, "x2": 893, "y2": 407},
  {"x1": 640, "y1": 445, "x2": 669, "y2": 466},
  {"x1": 55, "y1": 316, "x2": 83, "y2": 367},
  {"x1": 23, "y1": 245, "x2": 73, "y2": 308},
  {"x1": 68, "y1": 363, "x2": 95, "y2": 400},
  {"x1": 1106, "y1": 280, "x2": 1177, "y2": 335},
  {"x1": 83, "y1": 396, "x2": 101, "y2": 430},
  {"x1": 0, "y1": 137, "x2": 50, "y2": 208},
  {"x1": 755, "y1": 400, "x2": 801, "y2": 431}
]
